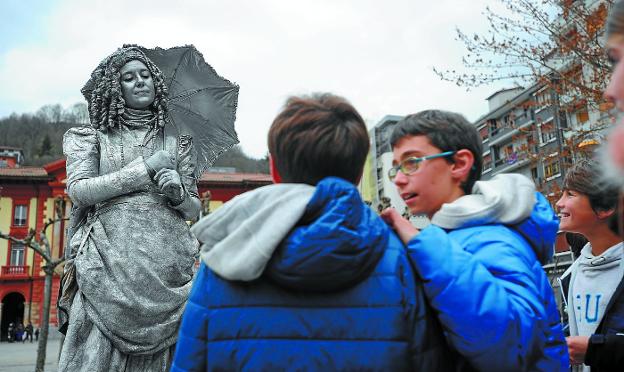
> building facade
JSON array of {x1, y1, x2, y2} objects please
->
[
  {"x1": 0, "y1": 160, "x2": 271, "y2": 341},
  {"x1": 476, "y1": 85, "x2": 571, "y2": 204}
]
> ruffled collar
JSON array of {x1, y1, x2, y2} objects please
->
[{"x1": 121, "y1": 108, "x2": 156, "y2": 128}]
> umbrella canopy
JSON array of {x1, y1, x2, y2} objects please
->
[{"x1": 141, "y1": 45, "x2": 239, "y2": 177}]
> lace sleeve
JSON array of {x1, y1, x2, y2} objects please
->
[{"x1": 63, "y1": 127, "x2": 152, "y2": 208}]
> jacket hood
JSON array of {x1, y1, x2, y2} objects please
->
[
  {"x1": 266, "y1": 177, "x2": 388, "y2": 292},
  {"x1": 512, "y1": 192, "x2": 560, "y2": 264},
  {"x1": 577, "y1": 242, "x2": 624, "y2": 274},
  {"x1": 191, "y1": 182, "x2": 316, "y2": 281},
  {"x1": 432, "y1": 173, "x2": 558, "y2": 264},
  {"x1": 432, "y1": 173, "x2": 536, "y2": 229}
]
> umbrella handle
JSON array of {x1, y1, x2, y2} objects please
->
[{"x1": 162, "y1": 124, "x2": 166, "y2": 151}]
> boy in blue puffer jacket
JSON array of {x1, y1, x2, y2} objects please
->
[
  {"x1": 381, "y1": 110, "x2": 568, "y2": 371},
  {"x1": 171, "y1": 94, "x2": 458, "y2": 371}
]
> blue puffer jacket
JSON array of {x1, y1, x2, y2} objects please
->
[
  {"x1": 171, "y1": 177, "x2": 456, "y2": 371},
  {"x1": 409, "y1": 188, "x2": 568, "y2": 371}
]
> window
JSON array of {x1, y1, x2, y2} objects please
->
[
  {"x1": 502, "y1": 114, "x2": 514, "y2": 128},
  {"x1": 544, "y1": 159, "x2": 561, "y2": 179},
  {"x1": 494, "y1": 143, "x2": 515, "y2": 166},
  {"x1": 10, "y1": 243, "x2": 25, "y2": 266},
  {"x1": 479, "y1": 125, "x2": 489, "y2": 142},
  {"x1": 488, "y1": 119, "x2": 498, "y2": 135},
  {"x1": 559, "y1": 110, "x2": 568, "y2": 128},
  {"x1": 514, "y1": 107, "x2": 528, "y2": 120},
  {"x1": 539, "y1": 120, "x2": 557, "y2": 144},
  {"x1": 576, "y1": 109, "x2": 589, "y2": 124},
  {"x1": 14, "y1": 204, "x2": 28, "y2": 226},
  {"x1": 483, "y1": 154, "x2": 492, "y2": 171},
  {"x1": 527, "y1": 133, "x2": 538, "y2": 153},
  {"x1": 535, "y1": 90, "x2": 550, "y2": 109}
]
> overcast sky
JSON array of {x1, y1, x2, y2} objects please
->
[{"x1": 0, "y1": 0, "x2": 510, "y2": 158}]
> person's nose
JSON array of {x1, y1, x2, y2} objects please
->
[
  {"x1": 135, "y1": 74, "x2": 146, "y2": 87},
  {"x1": 393, "y1": 168, "x2": 408, "y2": 186},
  {"x1": 555, "y1": 196, "x2": 564, "y2": 211}
]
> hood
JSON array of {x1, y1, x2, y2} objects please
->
[
  {"x1": 432, "y1": 173, "x2": 536, "y2": 229},
  {"x1": 266, "y1": 177, "x2": 388, "y2": 292},
  {"x1": 191, "y1": 182, "x2": 315, "y2": 281},
  {"x1": 512, "y1": 192, "x2": 560, "y2": 264},
  {"x1": 577, "y1": 242, "x2": 624, "y2": 275},
  {"x1": 432, "y1": 173, "x2": 558, "y2": 264}
]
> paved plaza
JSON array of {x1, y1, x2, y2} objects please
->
[{"x1": 0, "y1": 337, "x2": 61, "y2": 372}]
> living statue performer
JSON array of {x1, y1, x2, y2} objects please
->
[{"x1": 57, "y1": 45, "x2": 201, "y2": 371}]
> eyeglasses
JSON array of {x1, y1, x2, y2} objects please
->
[{"x1": 387, "y1": 151, "x2": 455, "y2": 181}]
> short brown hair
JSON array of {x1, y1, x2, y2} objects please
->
[
  {"x1": 268, "y1": 94, "x2": 369, "y2": 185},
  {"x1": 563, "y1": 159, "x2": 620, "y2": 235}
]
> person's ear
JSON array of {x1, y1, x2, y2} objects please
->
[
  {"x1": 269, "y1": 155, "x2": 282, "y2": 184},
  {"x1": 597, "y1": 208, "x2": 616, "y2": 220},
  {"x1": 450, "y1": 149, "x2": 474, "y2": 185}
]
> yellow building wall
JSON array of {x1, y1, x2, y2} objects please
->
[
  {"x1": 0, "y1": 197, "x2": 12, "y2": 267},
  {"x1": 209, "y1": 200, "x2": 224, "y2": 211},
  {"x1": 28, "y1": 197, "x2": 38, "y2": 275},
  {"x1": 359, "y1": 152, "x2": 376, "y2": 204}
]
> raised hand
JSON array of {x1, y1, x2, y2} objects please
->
[
  {"x1": 145, "y1": 150, "x2": 176, "y2": 175},
  {"x1": 380, "y1": 207, "x2": 420, "y2": 244},
  {"x1": 155, "y1": 168, "x2": 184, "y2": 205}
]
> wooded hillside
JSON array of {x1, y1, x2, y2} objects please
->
[{"x1": 0, "y1": 103, "x2": 269, "y2": 173}]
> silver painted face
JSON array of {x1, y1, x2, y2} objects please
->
[{"x1": 119, "y1": 60, "x2": 156, "y2": 109}]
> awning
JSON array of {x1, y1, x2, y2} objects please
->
[{"x1": 578, "y1": 139, "x2": 599, "y2": 148}]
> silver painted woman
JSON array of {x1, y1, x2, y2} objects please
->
[{"x1": 58, "y1": 45, "x2": 200, "y2": 371}]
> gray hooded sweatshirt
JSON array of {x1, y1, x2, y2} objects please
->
[{"x1": 566, "y1": 241, "x2": 624, "y2": 372}]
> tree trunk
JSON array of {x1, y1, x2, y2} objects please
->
[{"x1": 35, "y1": 269, "x2": 53, "y2": 372}]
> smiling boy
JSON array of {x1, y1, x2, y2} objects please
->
[
  {"x1": 556, "y1": 159, "x2": 623, "y2": 371},
  {"x1": 382, "y1": 109, "x2": 568, "y2": 371}
]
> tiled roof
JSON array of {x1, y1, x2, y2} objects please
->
[
  {"x1": 199, "y1": 172, "x2": 272, "y2": 184},
  {"x1": 0, "y1": 167, "x2": 49, "y2": 178},
  {"x1": 0, "y1": 161, "x2": 272, "y2": 185}
]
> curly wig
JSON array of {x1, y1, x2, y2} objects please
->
[{"x1": 81, "y1": 44, "x2": 168, "y2": 130}]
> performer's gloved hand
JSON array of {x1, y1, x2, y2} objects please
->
[
  {"x1": 145, "y1": 150, "x2": 176, "y2": 178},
  {"x1": 155, "y1": 168, "x2": 185, "y2": 205}
]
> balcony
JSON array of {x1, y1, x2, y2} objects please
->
[
  {"x1": 1, "y1": 265, "x2": 30, "y2": 278},
  {"x1": 488, "y1": 120, "x2": 535, "y2": 147},
  {"x1": 492, "y1": 151, "x2": 531, "y2": 176}
]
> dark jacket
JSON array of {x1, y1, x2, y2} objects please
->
[
  {"x1": 561, "y1": 268, "x2": 624, "y2": 371},
  {"x1": 171, "y1": 177, "x2": 458, "y2": 371}
]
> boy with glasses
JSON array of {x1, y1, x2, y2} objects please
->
[{"x1": 382, "y1": 109, "x2": 568, "y2": 371}]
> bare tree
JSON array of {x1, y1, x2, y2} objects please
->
[
  {"x1": 435, "y1": 0, "x2": 613, "y2": 115},
  {"x1": 0, "y1": 198, "x2": 67, "y2": 372},
  {"x1": 36, "y1": 104, "x2": 63, "y2": 125},
  {"x1": 436, "y1": 0, "x2": 615, "y2": 202},
  {"x1": 63, "y1": 103, "x2": 89, "y2": 125}
]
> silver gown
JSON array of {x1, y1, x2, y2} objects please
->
[{"x1": 58, "y1": 118, "x2": 200, "y2": 372}]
